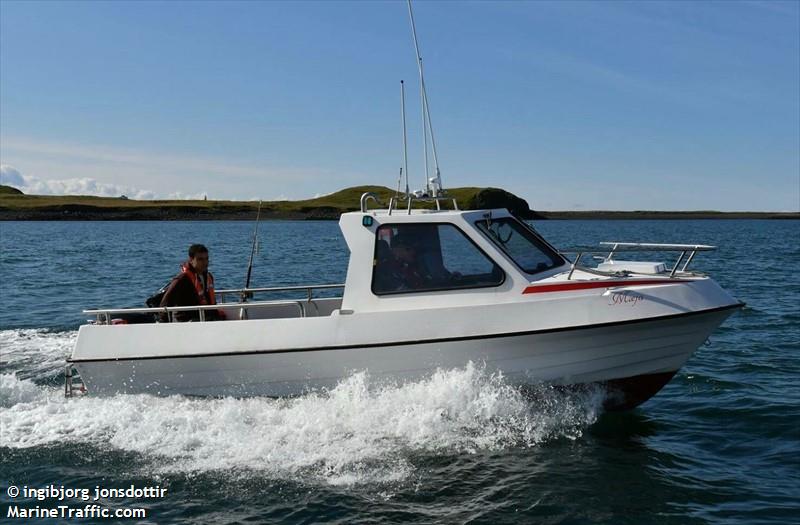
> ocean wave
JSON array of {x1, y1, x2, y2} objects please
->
[
  {"x1": 0, "y1": 363, "x2": 603, "y2": 486},
  {"x1": 0, "y1": 328, "x2": 77, "y2": 380},
  {"x1": 0, "y1": 373, "x2": 46, "y2": 407}
]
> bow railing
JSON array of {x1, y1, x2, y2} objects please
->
[{"x1": 559, "y1": 242, "x2": 716, "y2": 280}]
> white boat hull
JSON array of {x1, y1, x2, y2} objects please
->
[
  {"x1": 71, "y1": 209, "x2": 744, "y2": 411},
  {"x1": 72, "y1": 305, "x2": 738, "y2": 409}
]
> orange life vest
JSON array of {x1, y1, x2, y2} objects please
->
[{"x1": 180, "y1": 262, "x2": 216, "y2": 305}]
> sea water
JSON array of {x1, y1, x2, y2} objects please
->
[{"x1": 1, "y1": 219, "x2": 798, "y2": 524}]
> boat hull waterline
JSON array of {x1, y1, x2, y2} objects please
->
[{"x1": 72, "y1": 305, "x2": 740, "y2": 410}]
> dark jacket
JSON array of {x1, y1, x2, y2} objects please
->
[{"x1": 159, "y1": 266, "x2": 221, "y2": 322}]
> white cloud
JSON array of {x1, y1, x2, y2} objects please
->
[
  {"x1": 0, "y1": 165, "x2": 25, "y2": 187},
  {"x1": 1, "y1": 164, "x2": 161, "y2": 199},
  {"x1": 0, "y1": 136, "x2": 332, "y2": 201},
  {"x1": 166, "y1": 191, "x2": 208, "y2": 200},
  {"x1": 0, "y1": 163, "x2": 281, "y2": 202}
]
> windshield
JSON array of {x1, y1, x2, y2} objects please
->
[{"x1": 475, "y1": 217, "x2": 565, "y2": 275}]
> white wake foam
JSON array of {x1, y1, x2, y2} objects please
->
[
  {"x1": 0, "y1": 328, "x2": 77, "y2": 378},
  {"x1": 0, "y1": 363, "x2": 603, "y2": 486},
  {"x1": 0, "y1": 373, "x2": 46, "y2": 408}
]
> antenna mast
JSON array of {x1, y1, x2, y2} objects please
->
[
  {"x1": 401, "y1": 80, "x2": 409, "y2": 198},
  {"x1": 407, "y1": 0, "x2": 443, "y2": 198}
]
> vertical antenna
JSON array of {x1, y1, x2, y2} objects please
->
[
  {"x1": 407, "y1": 0, "x2": 430, "y2": 196},
  {"x1": 396, "y1": 168, "x2": 402, "y2": 200},
  {"x1": 401, "y1": 80, "x2": 409, "y2": 198},
  {"x1": 407, "y1": 0, "x2": 443, "y2": 198},
  {"x1": 420, "y1": 64, "x2": 430, "y2": 195},
  {"x1": 423, "y1": 79, "x2": 441, "y2": 198}
]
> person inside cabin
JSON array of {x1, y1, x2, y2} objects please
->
[
  {"x1": 372, "y1": 231, "x2": 458, "y2": 293},
  {"x1": 159, "y1": 244, "x2": 226, "y2": 322},
  {"x1": 373, "y1": 238, "x2": 399, "y2": 292},
  {"x1": 389, "y1": 234, "x2": 432, "y2": 290}
]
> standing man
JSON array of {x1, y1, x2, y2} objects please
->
[{"x1": 160, "y1": 244, "x2": 225, "y2": 321}]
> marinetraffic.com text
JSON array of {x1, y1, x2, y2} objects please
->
[{"x1": 5, "y1": 484, "x2": 167, "y2": 520}]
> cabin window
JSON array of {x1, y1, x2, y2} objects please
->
[
  {"x1": 372, "y1": 223, "x2": 504, "y2": 295},
  {"x1": 475, "y1": 217, "x2": 564, "y2": 275}
]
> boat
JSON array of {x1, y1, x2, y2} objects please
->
[
  {"x1": 65, "y1": 2, "x2": 743, "y2": 409},
  {"x1": 67, "y1": 193, "x2": 743, "y2": 410}
]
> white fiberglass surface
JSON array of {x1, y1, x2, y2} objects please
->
[{"x1": 1, "y1": 329, "x2": 603, "y2": 486}]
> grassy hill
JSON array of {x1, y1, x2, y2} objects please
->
[
  {"x1": 0, "y1": 184, "x2": 24, "y2": 195},
  {"x1": 0, "y1": 185, "x2": 512, "y2": 220},
  {"x1": 0, "y1": 184, "x2": 796, "y2": 220}
]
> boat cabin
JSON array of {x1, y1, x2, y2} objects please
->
[
  {"x1": 84, "y1": 196, "x2": 713, "y2": 325},
  {"x1": 337, "y1": 207, "x2": 568, "y2": 314}
]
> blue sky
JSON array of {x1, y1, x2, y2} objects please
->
[{"x1": 1, "y1": 0, "x2": 798, "y2": 211}]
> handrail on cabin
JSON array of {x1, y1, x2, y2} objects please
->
[
  {"x1": 362, "y1": 191, "x2": 459, "y2": 215},
  {"x1": 360, "y1": 192, "x2": 381, "y2": 213}
]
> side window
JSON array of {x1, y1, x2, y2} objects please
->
[{"x1": 372, "y1": 223, "x2": 504, "y2": 295}]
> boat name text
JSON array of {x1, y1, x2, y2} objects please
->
[{"x1": 609, "y1": 291, "x2": 645, "y2": 307}]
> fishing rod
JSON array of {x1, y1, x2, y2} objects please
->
[{"x1": 242, "y1": 200, "x2": 262, "y2": 303}]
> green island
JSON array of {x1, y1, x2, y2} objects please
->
[{"x1": 0, "y1": 184, "x2": 796, "y2": 220}]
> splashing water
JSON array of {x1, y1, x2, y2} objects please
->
[
  {"x1": 1, "y1": 330, "x2": 604, "y2": 486},
  {"x1": 0, "y1": 328, "x2": 77, "y2": 381}
]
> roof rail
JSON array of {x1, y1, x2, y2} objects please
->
[
  {"x1": 360, "y1": 191, "x2": 459, "y2": 215},
  {"x1": 387, "y1": 194, "x2": 458, "y2": 215}
]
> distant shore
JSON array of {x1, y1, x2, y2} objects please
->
[
  {"x1": 537, "y1": 211, "x2": 799, "y2": 220},
  {"x1": 1, "y1": 208, "x2": 796, "y2": 221},
  {"x1": 1, "y1": 185, "x2": 796, "y2": 221}
]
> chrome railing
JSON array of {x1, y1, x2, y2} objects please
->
[
  {"x1": 215, "y1": 283, "x2": 345, "y2": 303},
  {"x1": 388, "y1": 194, "x2": 459, "y2": 215},
  {"x1": 361, "y1": 191, "x2": 459, "y2": 215},
  {"x1": 560, "y1": 242, "x2": 716, "y2": 280},
  {"x1": 360, "y1": 192, "x2": 381, "y2": 213},
  {"x1": 84, "y1": 283, "x2": 345, "y2": 324}
]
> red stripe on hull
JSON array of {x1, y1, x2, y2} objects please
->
[{"x1": 522, "y1": 279, "x2": 687, "y2": 295}]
